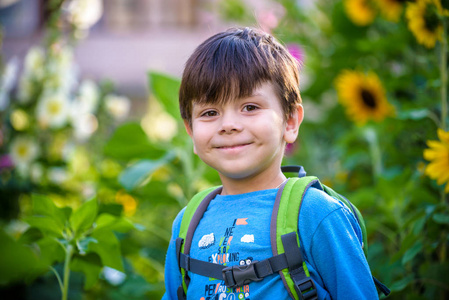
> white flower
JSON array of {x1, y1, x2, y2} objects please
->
[
  {"x1": 67, "y1": 0, "x2": 103, "y2": 30},
  {"x1": 0, "y1": 57, "x2": 19, "y2": 111},
  {"x1": 62, "y1": 141, "x2": 76, "y2": 162},
  {"x1": 72, "y1": 113, "x2": 98, "y2": 141},
  {"x1": 48, "y1": 167, "x2": 69, "y2": 184},
  {"x1": 30, "y1": 163, "x2": 44, "y2": 184},
  {"x1": 23, "y1": 46, "x2": 45, "y2": 80},
  {"x1": 9, "y1": 136, "x2": 39, "y2": 171},
  {"x1": 46, "y1": 46, "x2": 76, "y2": 94},
  {"x1": 17, "y1": 74, "x2": 34, "y2": 104},
  {"x1": 105, "y1": 94, "x2": 131, "y2": 121},
  {"x1": 103, "y1": 267, "x2": 126, "y2": 286},
  {"x1": 4, "y1": 220, "x2": 29, "y2": 238},
  {"x1": 76, "y1": 80, "x2": 100, "y2": 114},
  {"x1": 81, "y1": 182, "x2": 96, "y2": 199},
  {"x1": 141, "y1": 110, "x2": 178, "y2": 142},
  {"x1": 36, "y1": 92, "x2": 70, "y2": 129}
]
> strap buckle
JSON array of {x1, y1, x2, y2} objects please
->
[
  {"x1": 222, "y1": 261, "x2": 263, "y2": 288},
  {"x1": 291, "y1": 268, "x2": 317, "y2": 300}
]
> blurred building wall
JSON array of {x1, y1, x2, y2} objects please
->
[{"x1": 1, "y1": 0, "x2": 274, "y2": 115}]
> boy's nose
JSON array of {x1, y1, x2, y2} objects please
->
[{"x1": 219, "y1": 111, "x2": 243, "y2": 134}]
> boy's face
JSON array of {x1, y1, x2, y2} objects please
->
[{"x1": 184, "y1": 82, "x2": 302, "y2": 182}]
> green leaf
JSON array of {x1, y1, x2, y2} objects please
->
[
  {"x1": 118, "y1": 152, "x2": 175, "y2": 191},
  {"x1": 412, "y1": 216, "x2": 427, "y2": 235},
  {"x1": 32, "y1": 194, "x2": 58, "y2": 216},
  {"x1": 0, "y1": 230, "x2": 48, "y2": 284},
  {"x1": 402, "y1": 241, "x2": 423, "y2": 265},
  {"x1": 119, "y1": 160, "x2": 162, "y2": 191},
  {"x1": 71, "y1": 253, "x2": 102, "y2": 289},
  {"x1": 24, "y1": 216, "x2": 64, "y2": 237},
  {"x1": 148, "y1": 72, "x2": 181, "y2": 119},
  {"x1": 36, "y1": 236, "x2": 65, "y2": 266},
  {"x1": 119, "y1": 274, "x2": 155, "y2": 296},
  {"x1": 88, "y1": 231, "x2": 124, "y2": 272},
  {"x1": 389, "y1": 274, "x2": 414, "y2": 292},
  {"x1": 433, "y1": 213, "x2": 449, "y2": 224},
  {"x1": 60, "y1": 206, "x2": 73, "y2": 221},
  {"x1": 95, "y1": 213, "x2": 136, "y2": 233},
  {"x1": 18, "y1": 227, "x2": 43, "y2": 245},
  {"x1": 397, "y1": 109, "x2": 430, "y2": 120},
  {"x1": 104, "y1": 122, "x2": 165, "y2": 161},
  {"x1": 70, "y1": 198, "x2": 98, "y2": 235},
  {"x1": 31, "y1": 194, "x2": 68, "y2": 229},
  {"x1": 98, "y1": 203, "x2": 123, "y2": 216},
  {"x1": 77, "y1": 237, "x2": 98, "y2": 254}
]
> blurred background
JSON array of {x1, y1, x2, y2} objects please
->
[{"x1": 1, "y1": 0, "x2": 448, "y2": 299}]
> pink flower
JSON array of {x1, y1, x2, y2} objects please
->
[
  {"x1": 0, "y1": 155, "x2": 14, "y2": 169},
  {"x1": 257, "y1": 10, "x2": 279, "y2": 33},
  {"x1": 287, "y1": 44, "x2": 305, "y2": 64},
  {"x1": 285, "y1": 142, "x2": 298, "y2": 156}
]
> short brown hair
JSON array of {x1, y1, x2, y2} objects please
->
[{"x1": 179, "y1": 27, "x2": 301, "y2": 127}]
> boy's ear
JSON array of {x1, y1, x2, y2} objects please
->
[
  {"x1": 284, "y1": 104, "x2": 304, "y2": 144},
  {"x1": 183, "y1": 120, "x2": 193, "y2": 137},
  {"x1": 183, "y1": 120, "x2": 197, "y2": 154}
]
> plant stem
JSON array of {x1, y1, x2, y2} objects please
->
[
  {"x1": 441, "y1": 19, "x2": 448, "y2": 130},
  {"x1": 49, "y1": 266, "x2": 64, "y2": 294},
  {"x1": 62, "y1": 244, "x2": 73, "y2": 300},
  {"x1": 364, "y1": 127, "x2": 383, "y2": 178}
]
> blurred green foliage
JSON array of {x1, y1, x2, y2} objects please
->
[{"x1": 1, "y1": 0, "x2": 449, "y2": 299}]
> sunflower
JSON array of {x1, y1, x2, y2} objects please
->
[
  {"x1": 334, "y1": 70, "x2": 394, "y2": 125},
  {"x1": 423, "y1": 129, "x2": 449, "y2": 193},
  {"x1": 375, "y1": 0, "x2": 405, "y2": 22},
  {"x1": 406, "y1": 0, "x2": 444, "y2": 48},
  {"x1": 344, "y1": 0, "x2": 377, "y2": 26}
]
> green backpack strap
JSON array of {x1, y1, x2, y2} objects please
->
[
  {"x1": 176, "y1": 186, "x2": 222, "y2": 299},
  {"x1": 322, "y1": 185, "x2": 368, "y2": 257},
  {"x1": 278, "y1": 166, "x2": 390, "y2": 297},
  {"x1": 271, "y1": 177, "x2": 322, "y2": 300}
]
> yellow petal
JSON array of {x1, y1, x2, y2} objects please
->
[{"x1": 437, "y1": 128, "x2": 449, "y2": 143}]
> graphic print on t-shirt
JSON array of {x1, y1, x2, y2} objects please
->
[{"x1": 199, "y1": 218, "x2": 252, "y2": 300}]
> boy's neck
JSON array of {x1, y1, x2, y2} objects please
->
[{"x1": 219, "y1": 168, "x2": 287, "y2": 195}]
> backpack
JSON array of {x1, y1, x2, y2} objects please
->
[{"x1": 175, "y1": 166, "x2": 390, "y2": 300}]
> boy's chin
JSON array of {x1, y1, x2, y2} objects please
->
[{"x1": 215, "y1": 167, "x2": 262, "y2": 181}]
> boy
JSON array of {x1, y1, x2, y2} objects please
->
[{"x1": 163, "y1": 27, "x2": 378, "y2": 299}]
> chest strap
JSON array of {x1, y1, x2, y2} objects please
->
[{"x1": 177, "y1": 232, "x2": 316, "y2": 300}]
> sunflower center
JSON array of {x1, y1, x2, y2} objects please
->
[
  {"x1": 360, "y1": 89, "x2": 377, "y2": 109},
  {"x1": 442, "y1": 0, "x2": 449, "y2": 11},
  {"x1": 424, "y1": 6, "x2": 440, "y2": 32}
]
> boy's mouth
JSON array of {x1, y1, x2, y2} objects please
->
[{"x1": 215, "y1": 142, "x2": 253, "y2": 149}]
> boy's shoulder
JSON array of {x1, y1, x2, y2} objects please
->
[
  {"x1": 301, "y1": 186, "x2": 352, "y2": 216},
  {"x1": 299, "y1": 186, "x2": 362, "y2": 251},
  {"x1": 300, "y1": 186, "x2": 358, "y2": 229}
]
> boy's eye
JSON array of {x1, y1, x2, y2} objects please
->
[
  {"x1": 243, "y1": 105, "x2": 258, "y2": 112},
  {"x1": 201, "y1": 110, "x2": 218, "y2": 117}
]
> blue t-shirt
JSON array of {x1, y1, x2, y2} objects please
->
[{"x1": 162, "y1": 187, "x2": 378, "y2": 299}]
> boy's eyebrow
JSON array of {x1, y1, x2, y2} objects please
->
[{"x1": 248, "y1": 91, "x2": 263, "y2": 98}]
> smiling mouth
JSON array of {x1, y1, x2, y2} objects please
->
[{"x1": 216, "y1": 143, "x2": 252, "y2": 149}]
